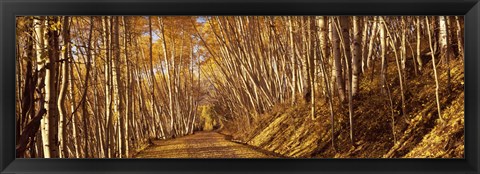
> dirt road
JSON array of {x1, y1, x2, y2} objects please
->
[{"x1": 135, "y1": 131, "x2": 273, "y2": 158}]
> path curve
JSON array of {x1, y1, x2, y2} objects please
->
[{"x1": 135, "y1": 131, "x2": 273, "y2": 158}]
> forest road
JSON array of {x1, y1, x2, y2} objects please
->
[{"x1": 134, "y1": 131, "x2": 273, "y2": 158}]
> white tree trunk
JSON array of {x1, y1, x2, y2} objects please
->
[
  {"x1": 57, "y1": 16, "x2": 69, "y2": 158},
  {"x1": 34, "y1": 16, "x2": 50, "y2": 158},
  {"x1": 352, "y1": 16, "x2": 361, "y2": 96},
  {"x1": 426, "y1": 17, "x2": 443, "y2": 121}
]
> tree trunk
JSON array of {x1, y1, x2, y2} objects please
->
[
  {"x1": 425, "y1": 17, "x2": 443, "y2": 121},
  {"x1": 57, "y1": 16, "x2": 70, "y2": 158},
  {"x1": 339, "y1": 16, "x2": 354, "y2": 143},
  {"x1": 416, "y1": 16, "x2": 423, "y2": 71},
  {"x1": 122, "y1": 16, "x2": 130, "y2": 158},
  {"x1": 148, "y1": 17, "x2": 160, "y2": 139},
  {"x1": 439, "y1": 16, "x2": 450, "y2": 91},
  {"x1": 80, "y1": 16, "x2": 94, "y2": 158},
  {"x1": 308, "y1": 17, "x2": 316, "y2": 120},
  {"x1": 34, "y1": 16, "x2": 51, "y2": 158},
  {"x1": 288, "y1": 17, "x2": 297, "y2": 104},
  {"x1": 454, "y1": 16, "x2": 464, "y2": 59},
  {"x1": 352, "y1": 16, "x2": 361, "y2": 97},
  {"x1": 46, "y1": 16, "x2": 60, "y2": 158},
  {"x1": 331, "y1": 17, "x2": 346, "y2": 102},
  {"x1": 366, "y1": 16, "x2": 379, "y2": 69},
  {"x1": 69, "y1": 51, "x2": 79, "y2": 158}
]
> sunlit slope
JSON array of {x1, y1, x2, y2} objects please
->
[{"x1": 221, "y1": 58, "x2": 464, "y2": 158}]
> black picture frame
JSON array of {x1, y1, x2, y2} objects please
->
[{"x1": 1, "y1": 0, "x2": 479, "y2": 173}]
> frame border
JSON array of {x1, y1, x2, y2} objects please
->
[{"x1": 1, "y1": 0, "x2": 479, "y2": 173}]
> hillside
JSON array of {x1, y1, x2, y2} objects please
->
[{"x1": 220, "y1": 57, "x2": 464, "y2": 158}]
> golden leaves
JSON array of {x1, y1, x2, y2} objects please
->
[{"x1": 48, "y1": 19, "x2": 62, "y2": 31}]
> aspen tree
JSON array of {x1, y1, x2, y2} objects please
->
[
  {"x1": 318, "y1": 39, "x2": 336, "y2": 149},
  {"x1": 331, "y1": 17, "x2": 346, "y2": 102},
  {"x1": 148, "y1": 17, "x2": 159, "y2": 139},
  {"x1": 288, "y1": 17, "x2": 297, "y2": 104},
  {"x1": 318, "y1": 16, "x2": 328, "y2": 66},
  {"x1": 400, "y1": 17, "x2": 407, "y2": 70},
  {"x1": 34, "y1": 16, "x2": 51, "y2": 158},
  {"x1": 338, "y1": 16, "x2": 354, "y2": 143},
  {"x1": 69, "y1": 47, "x2": 79, "y2": 158},
  {"x1": 360, "y1": 17, "x2": 369, "y2": 73},
  {"x1": 57, "y1": 16, "x2": 69, "y2": 158},
  {"x1": 122, "y1": 16, "x2": 130, "y2": 158},
  {"x1": 308, "y1": 17, "x2": 316, "y2": 120},
  {"x1": 46, "y1": 16, "x2": 62, "y2": 158},
  {"x1": 384, "y1": 23, "x2": 404, "y2": 139},
  {"x1": 454, "y1": 16, "x2": 463, "y2": 59},
  {"x1": 439, "y1": 16, "x2": 448, "y2": 64},
  {"x1": 425, "y1": 17, "x2": 443, "y2": 121},
  {"x1": 379, "y1": 16, "x2": 396, "y2": 142},
  {"x1": 439, "y1": 16, "x2": 451, "y2": 91},
  {"x1": 416, "y1": 17, "x2": 423, "y2": 71},
  {"x1": 366, "y1": 16, "x2": 379, "y2": 69},
  {"x1": 352, "y1": 16, "x2": 361, "y2": 96}
]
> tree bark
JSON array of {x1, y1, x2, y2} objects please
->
[
  {"x1": 425, "y1": 17, "x2": 443, "y2": 121},
  {"x1": 57, "y1": 16, "x2": 70, "y2": 158},
  {"x1": 416, "y1": 16, "x2": 423, "y2": 72},
  {"x1": 352, "y1": 16, "x2": 361, "y2": 97},
  {"x1": 331, "y1": 17, "x2": 346, "y2": 102}
]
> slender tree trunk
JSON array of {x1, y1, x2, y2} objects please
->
[
  {"x1": 69, "y1": 52, "x2": 79, "y2": 158},
  {"x1": 366, "y1": 16, "x2": 379, "y2": 69},
  {"x1": 360, "y1": 17, "x2": 369, "y2": 73},
  {"x1": 439, "y1": 16, "x2": 450, "y2": 91},
  {"x1": 454, "y1": 16, "x2": 464, "y2": 59},
  {"x1": 103, "y1": 16, "x2": 115, "y2": 158},
  {"x1": 339, "y1": 16, "x2": 354, "y2": 143},
  {"x1": 385, "y1": 24, "x2": 407, "y2": 126},
  {"x1": 34, "y1": 16, "x2": 51, "y2": 158},
  {"x1": 331, "y1": 17, "x2": 346, "y2": 102},
  {"x1": 122, "y1": 16, "x2": 130, "y2": 158},
  {"x1": 425, "y1": 17, "x2": 443, "y2": 121},
  {"x1": 80, "y1": 16, "x2": 94, "y2": 158},
  {"x1": 57, "y1": 16, "x2": 70, "y2": 158},
  {"x1": 46, "y1": 16, "x2": 61, "y2": 158},
  {"x1": 307, "y1": 17, "x2": 316, "y2": 120},
  {"x1": 352, "y1": 16, "x2": 361, "y2": 97},
  {"x1": 111, "y1": 16, "x2": 127, "y2": 158},
  {"x1": 159, "y1": 17, "x2": 176, "y2": 137},
  {"x1": 400, "y1": 17, "x2": 407, "y2": 70},
  {"x1": 379, "y1": 16, "x2": 397, "y2": 143},
  {"x1": 438, "y1": 16, "x2": 448, "y2": 64},
  {"x1": 288, "y1": 17, "x2": 297, "y2": 104},
  {"x1": 148, "y1": 17, "x2": 160, "y2": 139},
  {"x1": 416, "y1": 16, "x2": 423, "y2": 71},
  {"x1": 318, "y1": 16, "x2": 328, "y2": 67}
]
